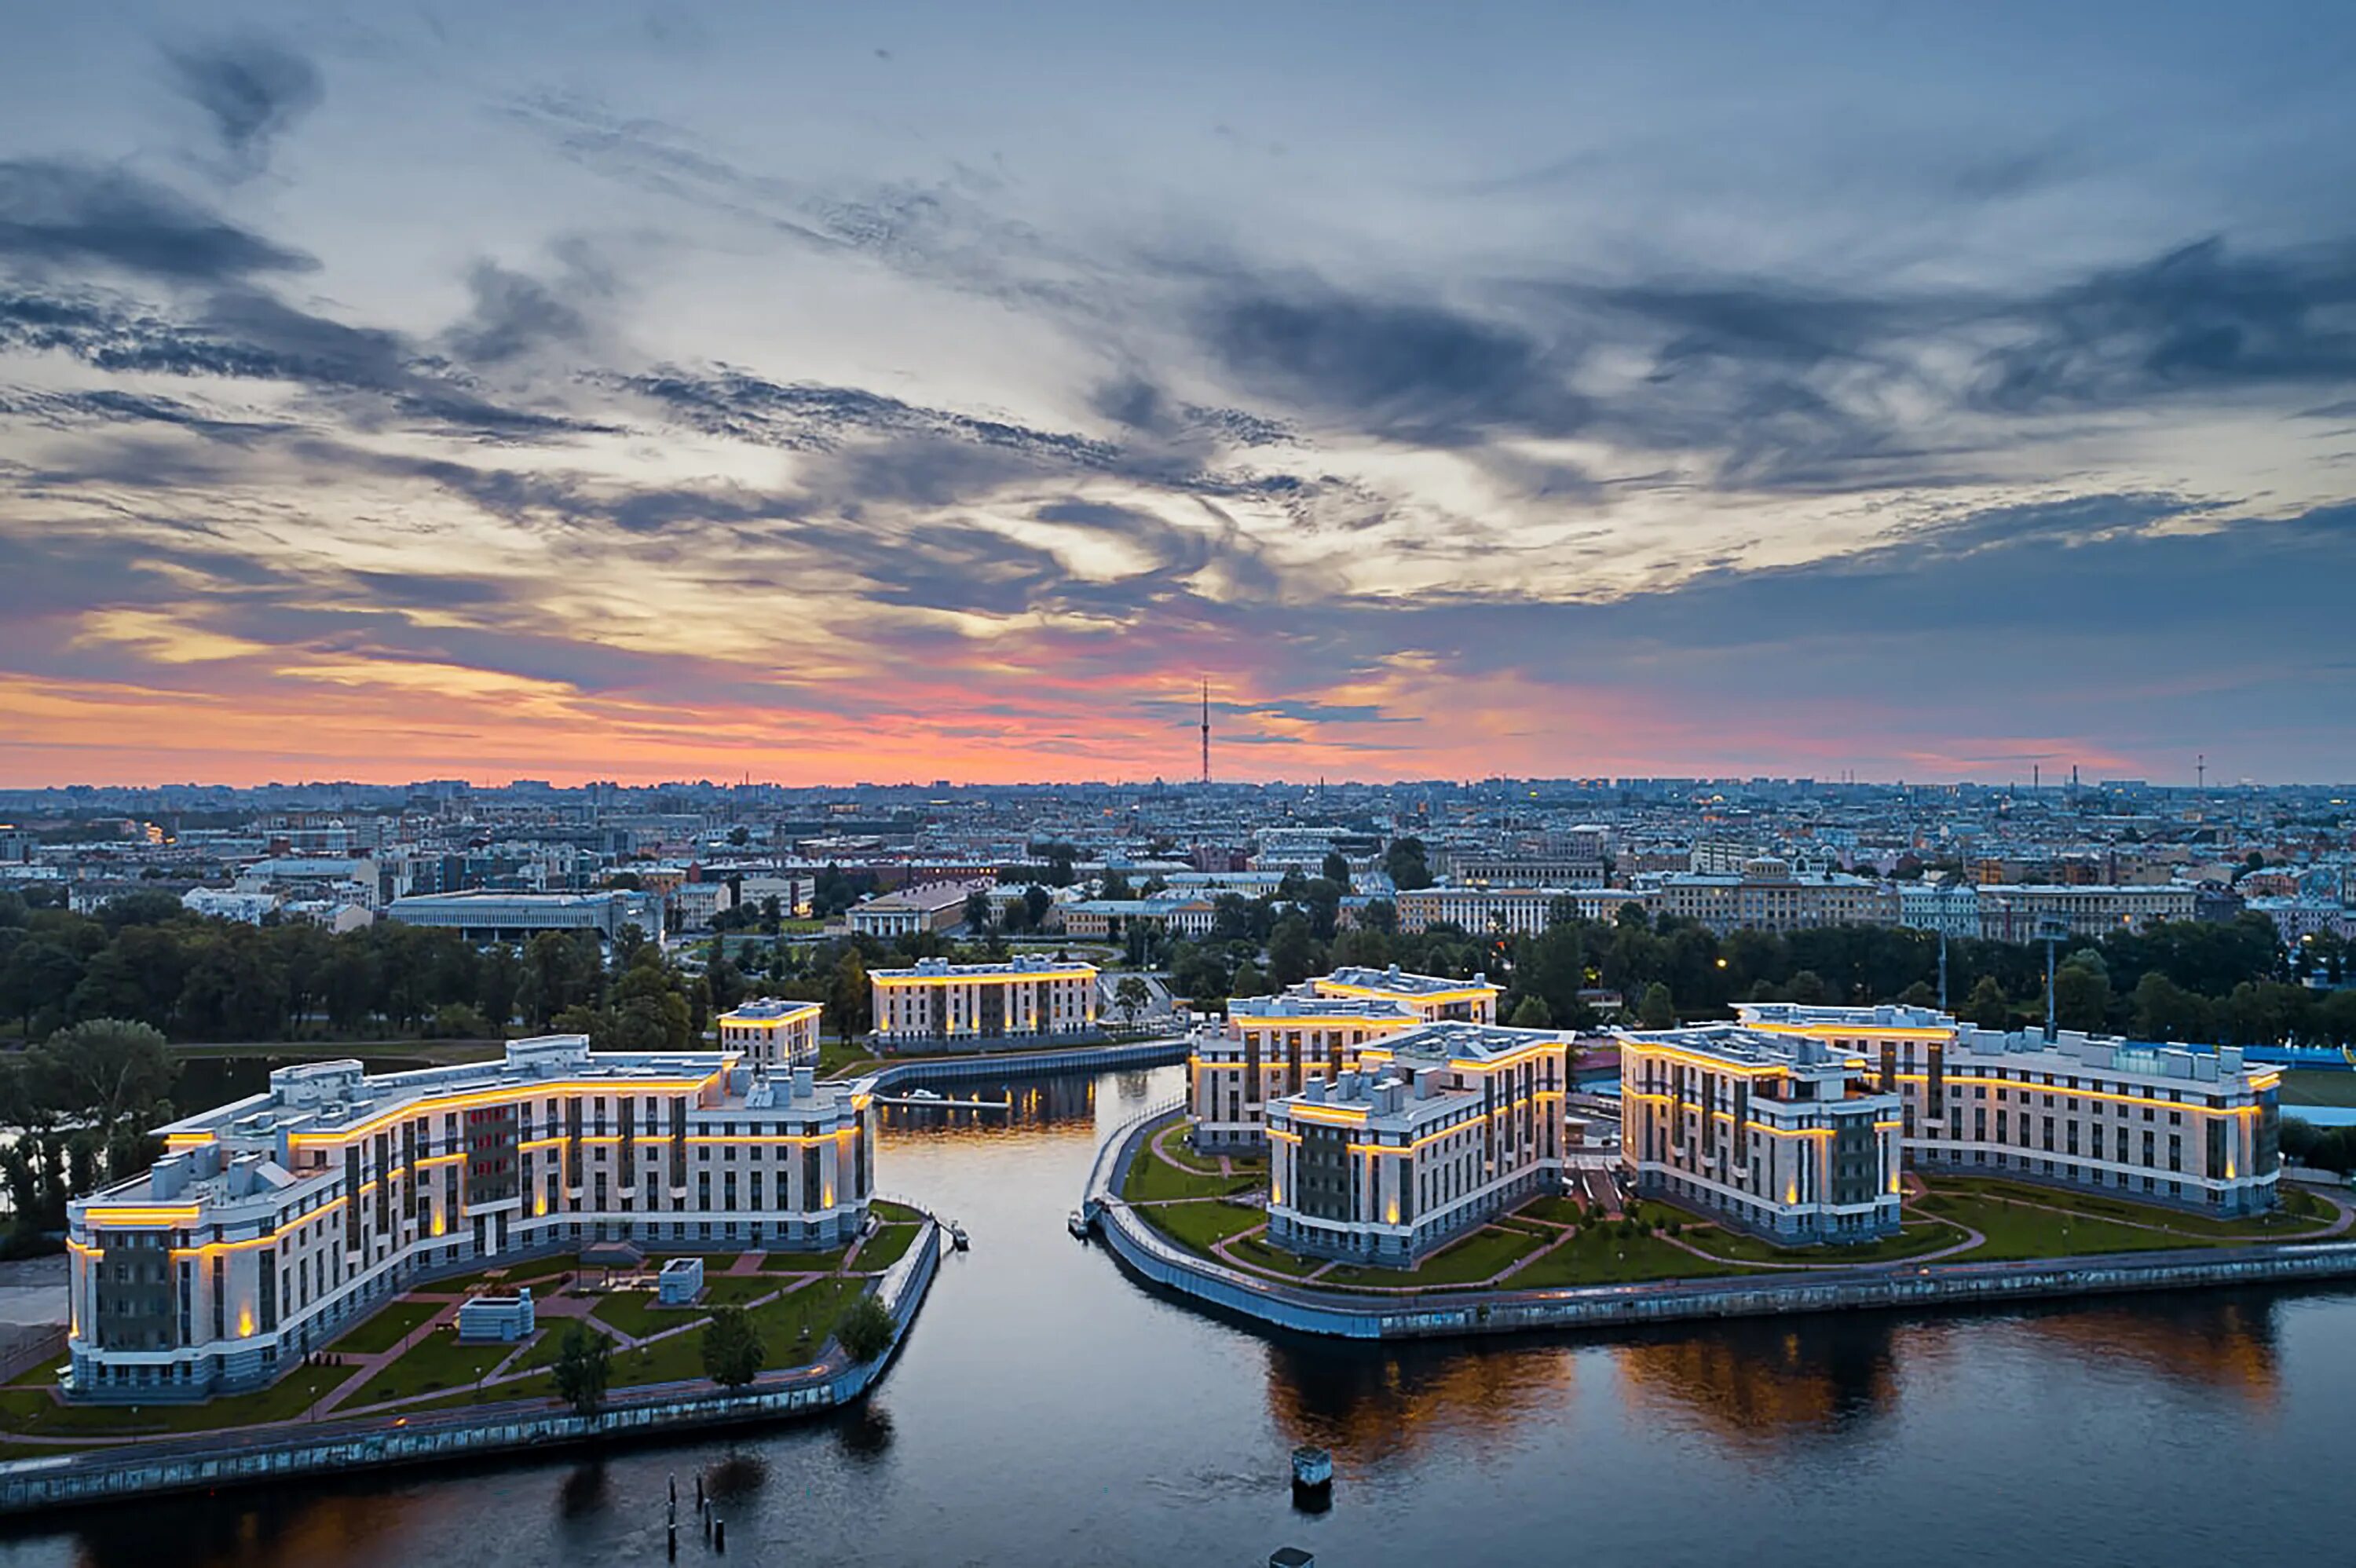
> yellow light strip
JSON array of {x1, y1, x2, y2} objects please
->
[
  {"x1": 1893, "y1": 1073, "x2": 2267, "y2": 1113},
  {"x1": 873, "y1": 970, "x2": 1096, "y2": 986},
  {"x1": 81, "y1": 1206, "x2": 200, "y2": 1226},
  {"x1": 286, "y1": 1066, "x2": 734, "y2": 1146}
]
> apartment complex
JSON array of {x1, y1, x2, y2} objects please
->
[
  {"x1": 867, "y1": 956, "x2": 1099, "y2": 1048},
  {"x1": 1617, "y1": 1024, "x2": 1906, "y2": 1244},
  {"x1": 66, "y1": 1035, "x2": 873, "y2": 1400},
  {"x1": 714, "y1": 999, "x2": 823, "y2": 1069},
  {"x1": 1734, "y1": 1003, "x2": 2281, "y2": 1214},
  {"x1": 1264, "y1": 1022, "x2": 1578, "y2": 1266},
  {"x1": 1189, "y1": 992, "x2": 1422, "y2": 1151}
]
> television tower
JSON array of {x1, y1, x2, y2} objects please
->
[{"x1": 1199, "y1": 679, "x2": 1211, "y2": 786}]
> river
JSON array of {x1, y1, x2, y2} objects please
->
[{"x1": 3, "y1": 1061, "x2": 2353, "y2": 1566}]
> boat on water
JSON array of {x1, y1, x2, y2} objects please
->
[
  {"x1": 906, "y1": 1087, "x2": 942, "y2": 1102},
  {"x1": 948, "y1": 1221, "x2": 970, "y2": 1251},
  {"x1": 1290, "y1": 1445, "x2": 1333, "y2": 1500},
  {"x1": 1066, "y1": 1208, "x2": 1093, "y2": 1240}
]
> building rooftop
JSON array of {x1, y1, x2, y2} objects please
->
[
  {"x1": 1316, "y1": 964, "x2": 1498, "y2": 998},
  {"x1": 871, "y1": 956, "x2": 1099, "y2": 979},
  {"x1": 1615, "y1": 1023, "x2": 1864, "y2": 1074},
  {"x1": 719, "y1": 999, "x2": 822, "y2": 1023},
  {"x1": 1228, "y1": 992, "x2": 1418, "y2": 1024},
  {"x1": 1370, "y1": 1020, "x2": 1568, "y2": 1063}
]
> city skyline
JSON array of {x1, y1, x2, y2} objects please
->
[{"x1": 5, "y1": 3, "x2": 2355, "y2": 787}]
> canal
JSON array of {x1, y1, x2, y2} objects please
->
[{"x1": 4, "y1": 1061, "x2": 2353, "y2": 1566}]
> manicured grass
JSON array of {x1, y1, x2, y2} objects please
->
[
  {"x1": 415, "y1": 1257, "x2": 578, "y2": 1297},
  {"x1": 1509, "y1": 1226, "x2": 1749, "y2": 1288},
  {"x1": 1150, "y1": 1122, "x2": 1228, "y2": 1175},
  {"x1": 1515, "y1": 1194, "x2": 1593, "y2": 1226},
  {"x1": 871, "y1": 1199, "x2": 925, "y2": 1223},
  {"x1": 344, "y1": 1326, "x2": 517, "y2": 1408},
  {"x1": 1322, "y1": 1225, "x2": 1546, "y2": 1290},
  {"x1": 397, "y1": 1369, "x2": 560, "y2": 1414},
  {"x1": 1915, "y1": 1190, "x2": 2207, "y2": 1263},
  {"x1": 514, "y1": 1321, "x2": 614, "y2": 1374},
  {"x1": 1923, "y1": 1176, "x2": 2329, "y2": 1244},
  {"x1": 1137, "y1": 1199, "x2": 1265, "y2": 1254},
  {"x1": 326, "y1": 1298, "x2": 443, "y2": 1357},
  {"x1": 0, "y1": 1363, "x2": 349, "y2": 1437},
  {"x1": 759, "y1": 1247, "x2": 850, "y2": 1274},
  {"x1": 1227, "y1": 1234, "x2": 1326, "y2": 1278},
  {"x1": 737, "y1": 1279, "x2": 869, "y2": 1372},
  {"x1": 2281, "y1": 1069, "x2": 2356, "y2": 1108},
  {"x1": 6, "y1": 1359, "x2": 65, "y2": 1389},
  {"x1": 1677, "y1": 1219, "x2": 1970, "y2": 1266},
  {"x1": 2282, "y1": 1185, "x2": 2338, "y2": 1223},
  {"x1": 854, "y1": 1223, "x2": 920, "y2": 1272},
  {"x1": 703, "y1": 1274, "x2": 781, "y2": 1307},
  {"x1": 589, "y1": 1291, "x2": 709, "y2": 1341},
  {"x1": 1123, "y1": 1148, "x2": 1261, "y2": 1203}
]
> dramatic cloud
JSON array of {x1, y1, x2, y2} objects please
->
[
  {"x1": 163, "y1": 35, "x2": 324, "y2": 179},
  {"x1": 0, "y1": 2, "x2": 2351, "y2": 784}
]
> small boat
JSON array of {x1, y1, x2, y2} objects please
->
[
  {"x1": 1290, "y1": 1445, "x2": 1333, "y2": 1502},
  {"x1": 907, "y1": 1087, "x2": 942, "y2": 1102},
  {"x1": 1066, "y1": 1208, "x2": 1092, "y2": 1240},
  {"x1": 948, "y1": 1221, "x2": 970, "y2": 1251}
]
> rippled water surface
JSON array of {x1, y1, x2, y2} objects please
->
[{"x1": 3, "y1": 1062, "x2": 2349, "y2": 1568}]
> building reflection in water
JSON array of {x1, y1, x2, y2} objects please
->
[
  {"x1": 1264, "y1": 1288, "x2": 2288, "y2": 1466},
  {"x1": 1981, "y1": 1292, "x2": 2282, "y2": 1407},
  {"x1": 1263, "y1": 1338, "x2": 1581, "y2": 1467},
  {"x1": 873, "y1": 1072, "x2": 1105, "y2": 1138}
]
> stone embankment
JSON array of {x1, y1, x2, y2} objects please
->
[{"x1": 1087, "y1": 1106, "x2": 2356, "y2": 1341}]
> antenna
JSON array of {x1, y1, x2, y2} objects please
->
[
  {"x1": 1199, "y1": 679, "x2": 1211, "y2": 788},
  {"x1": 2197, "y1": 754, "x2": 2206, "y2": 791}
]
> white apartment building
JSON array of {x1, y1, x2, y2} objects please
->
[
  {"x1": 844, "y1": 880, "x2": 984, "y2": 938},
  {"x1": 1897, "y1": 881, "x2": 1981, "y2": 938},
  {"x1": 1312, "y1": 966, "x2": 1501, "y2": 1024},
  {"x1": 1619, "y1": 1024, "x2": 1905, "y2": 1244},
  {"x1": 868, "y1": 956, "x2": 1099, "y2": 1047},
  {"x1": 67, "y1": 1036, "x2": 873, "y2": 1400},
  {"x1": 714, "y1": 999, "x2": 823, "y2": 1069},
  {"x1": 1395, "y1": 885, "x2": 1646, "y2": 936},
  {"x1": 386, "y1": 889, "x2": 664, "y2": 946},
  {"x1": 1646, "y1": 860, "x2": 1896, "y2": 935},
  {"x1": 1734, "y1": 1002, "x2": 2282, "y2": 1215},
  {"x1": 1264, "y1": 1022, "x2": 1577, "y2": 1266}
]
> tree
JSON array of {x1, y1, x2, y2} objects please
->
[
  {"x1": 1022, "y1": 884, "x2": 1052, "y2": 933},
  {"x1": 1637, "y1": 982, "x2": 1677, "y2": 1030},
  {"x1": 836, "y1": 1294, "x2": 894, "y2": 1362},
  {"x1": 477, "y1": 943, "x2": 521, "y2": 1033},
  {"x1": 1114, "y1": 974, "x2": 1151, "y2": 1023},
  {"x1": 1963, "y1": 974, "x2": 2012, "y2": 1030},
  {"x1": 1267, "y1": 917, "x2": 1320, "y2": 988},
  {"x1": 552, "y1": 1321, "x2": 612, "y2": 1417},
  {"x1": 34, "y1": 1018, "x2": 174, "y2": 1185},
  {"x1": 832, "y1": 949, "x2": 871, "y2": 1036},
  {"x1": 1509, "y1": 995, "x2": 1553, "y2": 1029},
  {"x1": 2054, "y1": 952, "x2": 2112, "y2": 1033},
  {"x1": 701, "y1": 1306, "x2": 765, "y2": 1391},
  {"x1": 1098, "y1": 870, "x2": 1134, "y2": 901},
  {"x1": 1230, "y1": 959, "x2": 1267, "y2": 999},
  {"x1": 1322, "y1": 850, "x2": 1352, "y2": 888},
  {"x1": 727, "y1": 825, "x2": 750, "y2": 846},
  {"x1": 1384, "y1": 837, "x2": 1433, "y2": 891},
  {"x1": 963, "y1": 890, "x2": 993, "y2": 934}
]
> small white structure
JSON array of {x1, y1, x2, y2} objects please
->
[
  {"x1": 657, "y1": 1255, "x2": 705, "y2": 1306},
  {"x1": 456, "y1": 1287, "x2": 535, "y2": 1343}
]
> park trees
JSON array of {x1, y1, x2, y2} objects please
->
[{"x1": 701, "y1": 1306, "x2": 765, "y2": 1391}]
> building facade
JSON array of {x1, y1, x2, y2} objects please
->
[
  {"x1": 844, "y1": 880, "x2": 984, "y2": 938},
  {"x1": 1189, "y1": 992, "x2": 1422, "y2": 1151},
  {"x1": 1264, "y1": 1022, "x2": 1577, "y2": 1266},
  {"x1": 1618, "y1": 1024, "x2": 1905, "y2": 1244},
  {"x1": 868, "y1": 956, "x2": 1099, "y2": 1048},
  {"x1": 1975, "y1": 882, "x2": 2197, "y2": 940},
  {"x1": 1645, "y1": 860, "x2": 1896, "y2": 935},
  {"x1": 1733, "y1": 1002, "x2": 2281, "y2": 1215},
  {"x1": 715, "y1": 999, "x2": 823, "y2": 1069},
  {"x1": 66, "y1": 1035, "x2": 872, "y2": 1400},
  {"x1": 1394, "y1": 886, "x2": 1645, "y2": 936},
  {"x1": 1897, "y1": 880, "x2": 1981, "y2": 938},
  {"x1": 385, "y1": 889, "x2": 664, "y2": 946}
]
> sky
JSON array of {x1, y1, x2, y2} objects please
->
[{"x1": 2, "y1": 1, "x2": 2354, "y2": 788}]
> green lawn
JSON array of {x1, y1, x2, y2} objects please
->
[
  {"x1": 1136, "y1": 1199, "x2": 1265, "y2": 1253},
  {"x1": 1148, "y1": 1122, "x2": 1228, "y2": 1175},
  {"x1": 514, "y1": 1321, "x2": 615, "y2": 1374},
  {"x1": 0, "y1": 1363, "x2": 349, "y2": 1437},
  {"x1": 759, "y1": 1246, "x2": 850, "y2": 1274},
  {"x1": 326, "y1": 1298, "x2": 444, "y2": 1356},
  {"x1": 415, "y1": 1256, "x2": 579, "y2": 1296},
  {"x1": 1515, "y1": 1194, "x2": 1592, "y2": 1226},
  {"x1": 854, "y1": 1223, "x2": 921, "y2": 1272},
  {"x1": 1677, "y1": 1219, "x2": 1970, "y2": 1266},
  {"x1": 737, "y1": 1279, "x2": 869, "y2": 1372},
  {"x1": 1509, "y1": 1226, "x2": 1750, "y2": 1288},
  {"x1": 2281, "y1": 1069, "x2": 2356, "y2": 1108},
  {"x1": 343, "y1": 1325, "x2": 517, "y2": 1408},
  {"x1": 1922, "y1": 1176, "x2": 2330, "y2": 1246},
  {"x1": 589, "y1": 1291, "x2": 710, "y2": 1341},
  {"x1": 702, "y1": 1274, "x2": 781, "y2": 1307},
  {"x1": 1227, "y1": 1234, "x2": 1327, "y2": 1278},
  {"x1": 1123, "y1": 1148, "x2": 1261, "y2": 1203},
  {"x1": 1322, "y1": 1225, "x2": 1546, "y2": 1290},
  {"x1": 871, "y1": 1199, "x2": 926, "y2": 1223}
]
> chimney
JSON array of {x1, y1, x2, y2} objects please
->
[{"x1": 792, "y1": 1065, "x2": 816, "y2": 1102}]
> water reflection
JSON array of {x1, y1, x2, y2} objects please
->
[
  {"x1": 1989, "y1": 1292, "x2": 2282, "y2": 1405},
  {"x1": 1263, "y1": 1339, "x2": 1579, "y2": 1467},
  {"x1": 1613, "y1": 1318, "x2": 1901, "y2": 1452}
]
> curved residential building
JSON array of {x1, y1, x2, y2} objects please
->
[{"x1": 67, "y1": 1034, "x2": 872, "y2": 1402}]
